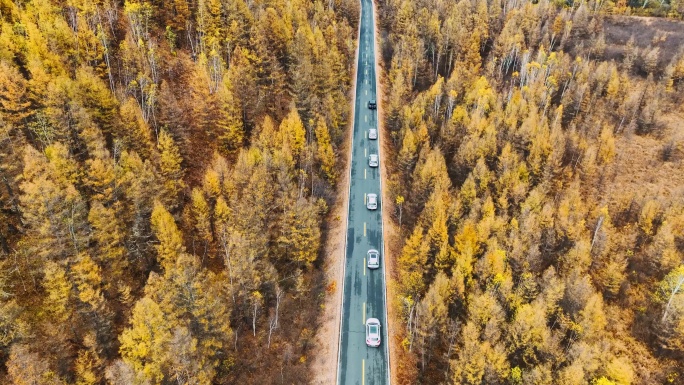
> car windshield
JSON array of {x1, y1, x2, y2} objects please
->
[{"x1": 370, "y1": 325, "x2": 378, "y2": 334}]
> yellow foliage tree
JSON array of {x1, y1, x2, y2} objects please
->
[
  {"x1": 279, "y1": 108, "x2": 306, "y2": 161},
  {"x1": 119, "y1": 297, "x2": 172, "y2": 384},
  {"x1": 191, "y1": 188, "x2": 213, "y2": 245},
  {"x1": 157, "y1": 129, "x2": 185, "y2": 205},
  {"x1": 150, "y1": 201, "x2": 185, "y2": 271},
  {"x1": 315, "y1": 117, "x2": 336, "y2": 184}
]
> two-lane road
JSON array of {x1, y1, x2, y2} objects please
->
[{"x1": 337, "y1": 0, "x2": 389, "y2": 383}]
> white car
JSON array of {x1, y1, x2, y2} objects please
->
[
  {"x1": 367, "y1": 249, "x2": 380, "y2": 269},
  {"x1": 366, "y1": 318, "x2": 381, "y2": 347},
  {"x1": 368, "y1": 128, "x2": 378, "y2": 140},
  {"x1": 369, "y1": 154, "x2": 378, "y2": 167},
  {"x1": 367, "y1": 193, "x2": 377, "y2": 210}
]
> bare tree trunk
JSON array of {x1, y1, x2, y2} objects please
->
[
  {"x1": 447, "y1": 50, "x2": 453, "y2": 77},
  {"x1": 662, "y1": 277, "x2": 684, "y2": 323},
  {"x1": 267, "y1": 317, "x2": 277, "y2": 348},
  {"x1": 590, "y1": 215, "x2": 604, "y2": 253},
  {"x1": 275, "y1": 286, "x2": 283, "y2": 328},
  {"x1": 95, "y1": 13, "x2": 115, "y2": 92},
  {"x1": 220, "y1": 233, "x2": 236, "y2": 304},
  {"x1": 69, "y1": 204, "x2": 79, "y2": 254},
  {"x1": 405, "y1": 298, "x2": 416, "y2": 351},
  {"x1": 444, "y1": 321, "x2": 459, "y2": 381},
  {"x1": 252, "y1": 300, "x2": 260, "y2": 337},
  {"x1": 234, "y1": 325, "x2": 239, "y2": 352}
]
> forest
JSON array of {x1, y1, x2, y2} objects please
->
[
  {"x1": 0, "y1": 0, "x2": 360, "y2": 383},
  {"x1": 377, "y1": 0, "x2": 684, "y2": 383}
]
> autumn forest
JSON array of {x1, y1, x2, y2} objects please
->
[
  {"x1": 0, "y1": 0, "x2": 683, "y2": 384},
  {"x1": 379, "y1": 0, "x2": 684, "y2": 384},
  {"x1": 0, "y1": 0, "x2": 358, "y2": 383}
]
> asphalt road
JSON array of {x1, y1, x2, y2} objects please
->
[{"x1": 337, "y1": 0, "x2": 389, "y2": 383}]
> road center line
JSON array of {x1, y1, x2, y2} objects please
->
[
  {"x1": 362, "y1": 359, "x2": 365, "y2": 385},
  {"x1": 364, "y1": 193, "x2": 367, "y2": 204}
]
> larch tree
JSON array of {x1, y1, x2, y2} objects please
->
[
  {"x1": 150, "y1": 201, "x2": 185, "y2": 271},
  {"x1": 276, "y1": 195, "x2": 322, "y2": 269},
  {"x1": 145, "y1": 253, "x2": 233, "y2": 383},
  {"x1": 88, "y1": 202, "x2": 129, "y2": 294},
  {"x1": 314, "y1": 117, "x2": 336, "y2": 184},
  {"x1": 0, "y1": 60, "x2": 31, "y2": 125},
  {"x1": 279, "y1": 107, "x2": 307, "y2": 163},
  {"x1": 216, "y1": 79, "x2": 245, "y2": 157},
  {"x1": 119, "y1": 297, "x2": 172, "y2": 384},
  {"x1": 190, "y1": 187, "x2": 213, "y2": 250},
  {"x1": 118, "y1": 97, "x2": 154, "y2": 159},
  {"x1": 157, "y1": 129, "x2": 185, "y2": 205},
  {"x1": 19, "y1": 144, "x2": 88, "y2": 262}
]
